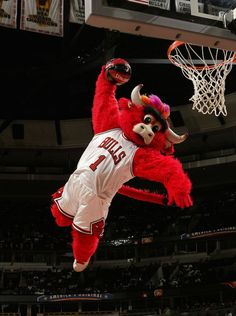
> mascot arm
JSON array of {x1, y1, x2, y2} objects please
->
[
  {"x1": 118, "y1": 185, "x2": 166, "y2": 205},
  {"x1": 133, "y1": 148, "x2": 193, "y2": 209},
  {"x1": 92, "y1": 66, "x2": 120, "y2": 134}
]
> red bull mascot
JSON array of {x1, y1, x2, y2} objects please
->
[{"x1": 51, "y1": 58, "x2": 193, "y2": 272}]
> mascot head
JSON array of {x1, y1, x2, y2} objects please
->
[{"x1": 118, "y1": 84, "x2": 187, "y2": 152}]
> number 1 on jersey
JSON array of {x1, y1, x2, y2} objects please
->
[{"x1": 89, "y1": 155, "x2": 106, "y2": 171}]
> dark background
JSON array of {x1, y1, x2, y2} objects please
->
[
  {"x1": 0, "y1": 21, "x2": 235, "y2": 120},
  {"x1": 0, "y1": 1, "x2": 236, "y2": 199}
]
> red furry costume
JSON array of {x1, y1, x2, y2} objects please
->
[{"x1": 51, "y1": 59, "x2": 193, "y2": 272}]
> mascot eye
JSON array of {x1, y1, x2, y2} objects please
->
[
  {"x1": 152, "y1": 125, "x2": 160, "y2": 133},
  {"x1": 143, "y1": 115, "x2": 152, "y2": 124}
]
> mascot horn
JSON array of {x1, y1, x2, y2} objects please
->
[{"x1": 50, "y1": 58, "x2": 193, "y2": 272}]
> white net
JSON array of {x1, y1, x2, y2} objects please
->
[{"x1": 168, "y1": 43, "x2": 235, "y2": 116}]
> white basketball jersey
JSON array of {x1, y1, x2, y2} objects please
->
[
  {"x1": 56, "y1": 128, "x2": 138, "y2": 228},
  {"x1": 74, "y1": 128, "x2": 138, "y2": 201}
]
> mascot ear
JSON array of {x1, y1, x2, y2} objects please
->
[{"x1": 118, "y1": 97, "x2": 132, "y2": 110}]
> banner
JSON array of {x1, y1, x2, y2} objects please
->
[
  {"x1": 180, "y1": 226, "x2": 236, "y2": 240},
  {"x1": 37, "y1": 293, "x2": 113, "y2": 302},
  {"x1": 127, "y1": 0, "x2": 149, "y2": 4},
  {"x1": 69, "y1": 0, "x2": 85, "y2": 24},
  {"x1": 207, "y1": 3, "x2": 228, "y2": 16},
  {"x1": 149, "y1": 0, "x2": 170, "y2": 10},
  {"x1": 0, "y1": 0, "x2": 17, "y2": 28},
  {"x1": 175, "y1": 0, "x2": 204, "y2": 14},
  {"x1": 20, "y1": 0, "x2": 64, "y2": 37},
  {"x1": 127, "y1": 0, "x2": 170, "y2": 10}
]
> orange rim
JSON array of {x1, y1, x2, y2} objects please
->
[{"x1": 167, "y1": 40, "x2": 236, "y2": 70}]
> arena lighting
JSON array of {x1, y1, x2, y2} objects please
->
[{"x1": 110, "y1": 238, "x2": 133, "y2": 246}]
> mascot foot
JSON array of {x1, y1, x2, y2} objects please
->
[{"x1": 73, "y1": 259, "x2": 89, "y2": 272}]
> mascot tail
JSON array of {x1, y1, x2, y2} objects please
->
[{"x1": 118, "y1": 185, "x2": 166, "y2": 205}]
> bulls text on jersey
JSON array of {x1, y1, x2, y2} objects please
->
[{"x1": 98, "y1": 136, "x2": 126, "y2": 165}]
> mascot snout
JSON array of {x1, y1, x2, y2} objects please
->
[{"x1": 133, "y1": 123, "x2": 154, "y2": 145}]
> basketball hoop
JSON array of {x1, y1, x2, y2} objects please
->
[{"x1": 167, "y1": 41, "x2": 236, "y2": 116}]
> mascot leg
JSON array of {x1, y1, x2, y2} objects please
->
[
  {"x1": 72, "y1": 227, "x2": 99, "y2": 272},
  {"x1": 51, "y1": 187, "x2": 73, "y2": 227}
]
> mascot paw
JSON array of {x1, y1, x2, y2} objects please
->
[
  {"x1": 73, "y1": 259, "x2": 89, "y2": 272},
  {"x1": 105, "y1": 58, "x2": 131, "y2": 85},
  {"x1": 168, "y1": 193, "x2": 193, "y2": 209}
]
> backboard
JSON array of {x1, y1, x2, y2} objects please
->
[{"x1": 85, "y1": 0, "x2": 236, "y2": 51}]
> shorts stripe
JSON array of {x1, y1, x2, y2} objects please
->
[{"x1": 54, "y1": 197, "x2": 74, "y2": 219}]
